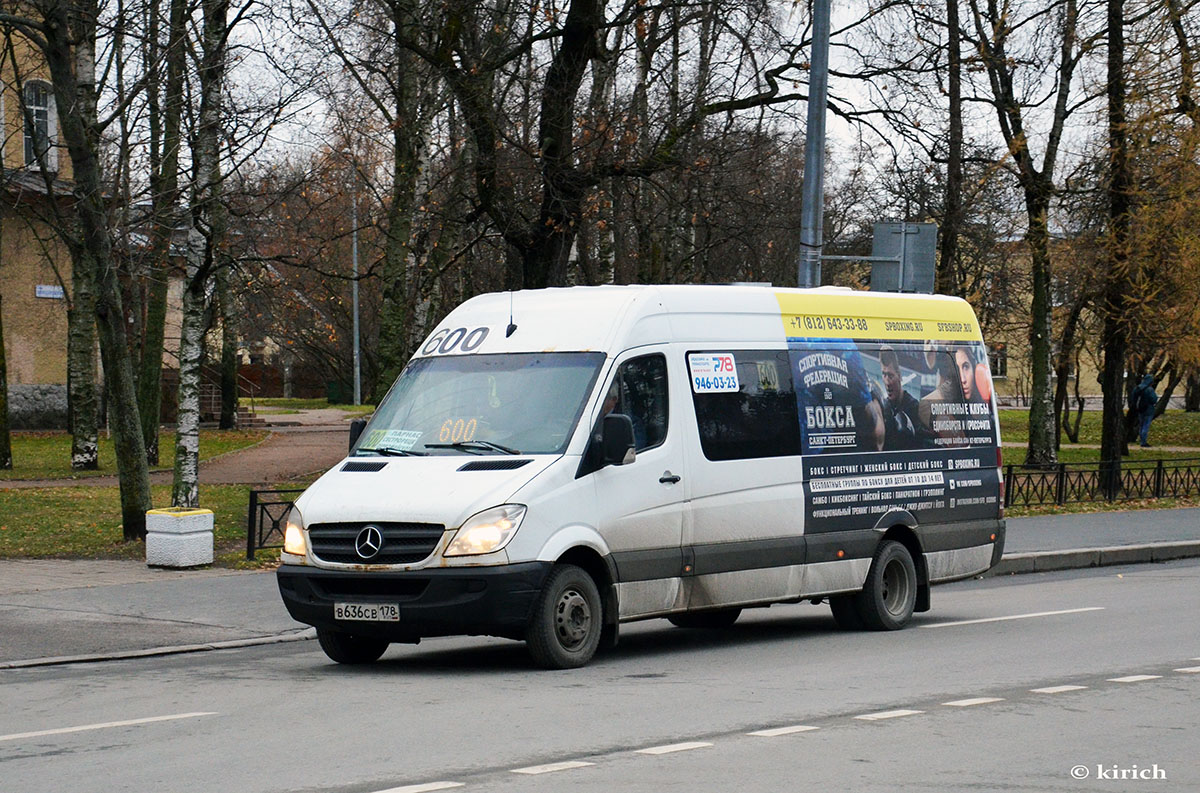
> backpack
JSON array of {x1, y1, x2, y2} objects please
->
[{"x1": 1130, "y1": 385, "x2": 1147, "y2": 413}]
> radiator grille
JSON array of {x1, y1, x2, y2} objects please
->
[{"x1": 308, "y1": 522, "x2": 445, "y2": 564}]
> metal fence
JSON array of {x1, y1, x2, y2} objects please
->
[
  {"x1": 1005, "y1": 458, "x2": 1200, "y2": 508},
  {"x1": 247, "y1": 460, "x2": 1200, "y2": 554},
  {"x1": 246, "y1": 488, "x2": 305, "y2": 560}
]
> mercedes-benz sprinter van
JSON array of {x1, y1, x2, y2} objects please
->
[{"x1": 277, "y1": 285, "x2": 1005, "y2": 668}]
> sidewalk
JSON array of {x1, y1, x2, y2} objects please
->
[{"x1": 2, "y1": 506, "x2": 1198, "y2": 669}]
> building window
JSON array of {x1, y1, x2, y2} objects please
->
[
  {"x1": 989, "y1": 343, "x2": 1008, "y2": 379},
  {"x1": 23, "y1": 81, "x2": 54, "y2": 169}
]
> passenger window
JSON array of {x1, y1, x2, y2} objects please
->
[
  {"x1": 605, "y1": 354, "x2": 668, "y2": 451},
  {"x1": 690, "y1": 350, "x2": 802, "y2": 461}
]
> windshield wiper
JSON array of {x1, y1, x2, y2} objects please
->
[
  {"x1": 355, "y1": 446, "x2": 427, "y2": 457},
  {"x1": 424, "y1": 440, "x2": 521, "y2": 455}
]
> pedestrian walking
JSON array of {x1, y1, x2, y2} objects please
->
[{"x1": 1129, "y1": 374, "x2": 1159, "y2": 447}]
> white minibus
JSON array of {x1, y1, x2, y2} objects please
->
[{"x1": 277, "y1": 285, "x2": 1005, "y2": 668}]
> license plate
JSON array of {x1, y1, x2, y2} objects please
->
[{"x1": 334, "y1": 602, "x2": 399, "y2": 622}]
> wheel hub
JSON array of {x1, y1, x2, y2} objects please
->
[
  {"x1": 554, "y1": 588, "x2": 592, "y2": 649},
  {"x1": 881, "y1": 559, "x2": 911, "y2": 616}
]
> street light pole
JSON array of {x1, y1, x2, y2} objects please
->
[
  {"x1": 349, "y1": 160, "x2": 361, "y2": 406},
  {"x1": 798, "y1": 0, "x2": 831, "y2": 289}
]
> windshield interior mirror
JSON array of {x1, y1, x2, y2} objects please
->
[
  {"x1": 349, "y1": 418, "x2": 367, "y2": 453},
  {"x1": 602, "y1": 414, "x2": 636, "y2": 466}
]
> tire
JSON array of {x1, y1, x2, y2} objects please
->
[
  {"x1": 526, "y1": 564, "x2": 603, "y2": 669},
  {"x1": 854, "y1": 540, "x2": 918, "y2": 631},
  {"x1": 316, "y1": 629, "x2": 390, "y2": 664},
  {"x1": 667, "y1": 608, "x2": 742, "y2": 629},
  {"x1": 828, "y1": 595, "x2": 864, "y2": 630}
]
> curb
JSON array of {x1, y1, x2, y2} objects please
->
[
  {"x1": 0, "y1": 628, "x2": 315, "y2": 670},
  {"x1": 988, "y1": 540, "x2": 1200, "y2": 576}
]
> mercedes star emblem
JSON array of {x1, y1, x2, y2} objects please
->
[{"x1": 354, "y1": 525, "x2": 384, "y2": 560}]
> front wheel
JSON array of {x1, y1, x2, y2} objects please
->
[
  {"x1": 316, "y1": 629, "x2": 389, "y2": 664},
  {"x1": 526, "y1": 564, "x2": 603, "y2": 669},
  {"x1": 854, "y1": 540, "x2": 918, "y2": 630}
]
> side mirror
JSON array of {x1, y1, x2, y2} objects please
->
[
  {"x1": 349, "y1": 418, "x2": 367, "y2": 453},
  {"x1": 602, "y1": 414, "x2": 636, "y2": 466}
]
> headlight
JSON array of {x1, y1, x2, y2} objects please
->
[
  {"x1": 283, "y1": 507, "x2": 307, "y2": 556},
  {"x1": 444, "y1": 504, "x2": 526, "y2": 557}
]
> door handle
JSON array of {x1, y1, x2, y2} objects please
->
[{"x1": 659, "y1": 471, "x2": 681, "y2": 484}]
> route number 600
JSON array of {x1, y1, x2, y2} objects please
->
[{"x1": 422, "y1": 326, "x2": 489, "y2": 356}]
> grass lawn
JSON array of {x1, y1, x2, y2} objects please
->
[
  {"x1": 0, "y1": 429, "x2": 269, "y2": 481},
  {"x1": 0, "y1": 482, "x2": 305, "y2": 568},
  {"x1": 999, "y1": 409, "x2": 1200, "y2": 448},
  {"x1": 1007, "y1": 495, "x2": 1200, "y2": 518},
  {"x1": 255, "y1": 397, "x2": 375, "y2": 415}
]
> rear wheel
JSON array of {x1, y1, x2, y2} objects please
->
[
  {"x1": 526, "y1": 564, "x2": 603, "y2": 669},
  {"x1": 316, "y1": 629, "x2": 389, "y2": 664},
  {"x1": 667, "y1": 608, "x2": 742, "y2": 629},
  {"x1": 854, "y1": 540, "x2": 918, "y2": 630},
  {"x1": 828, "y1": 595, "x2": 864, "y2": 630}
]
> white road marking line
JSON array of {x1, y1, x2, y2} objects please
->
[
  {"x1": 371, "y1": 784, "x2": 464, "y2": 793},
  {"x1": 921, "y1": 607, "x2": 1105, "y2": 629},
  {"x1": 854, "y1": 709, "x2": 924, "y2": 721},
  {"x1": 511, "y1": 761, "x2": 595, "y2": 775},
  {"x1": 1174, "y1": 666, "x2": 1200, "y2": 673},
  {"x1": 748, "y1": 725, "x2": 819, "y2": 737},
  {"x1": 636, "y1": 741, "x2": 713, "y2": 755},
  {"x1": 943, "y1": 697, "x2": 1004, "y2": 707},
  {"x1": 1030, "y1": 685, "x2": 1087, "y2": 694},
  {"x1": 1108, "y1": 675, "x2": 1162, "y2": 683},
  {"x1": 0, "y1": 712, "x2": 217, "y2": 743}
]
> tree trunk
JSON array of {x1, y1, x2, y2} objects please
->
[
  {"x1": 1185, "y1": 371, "x2": 1200, "y2": 411},
  {"x1": 1155, "y1": 365, "x2": 1180, "y2": 418},
  {"x1": 138, "y1": 273, "x2": 168, "y2": 464},
  {"x1": 42, "y1": 0, "x2": 151, "y2": 538},
  {"x1": 937, "y1": 0, "x2": 964, "y2": 296},
  {"x1": 1053, "y1": 298, "x2": 1085, "y2": 449},
  {"x1": 67, "y1": 282, "x2": 98, "y2": 470},
  {"x1": 1099, "y1": 0, "x2": 1131, "y2": 496},
  {"x1": 173, "y1": 0, "x2": 229, "y2": 507},
  {"x1": 0, "y1": 292, "x2": 11, "y2": 470},
  {"x1": 139, "y1": 0, "x2": 189, "y2": 465},
  {"x1": 217, "y1": 265, "x2": 237, "y2": 428},
  {"x1": 172, "y1": 235, "x2": 206, "y2": 508},
  {"x1": 1023, "y1": 193, "x2": 1058, "y2": 468},
  {"x1": 372, "y1": 2, "x2": 422, "y2": 396}
]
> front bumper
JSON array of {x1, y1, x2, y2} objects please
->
[{"x1": 276, "y1": 562, "x2": 553, "y2": 642}]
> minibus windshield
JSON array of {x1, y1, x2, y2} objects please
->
[{"x1": 355, "y1": 352, "x2": 606, "y2": 456}]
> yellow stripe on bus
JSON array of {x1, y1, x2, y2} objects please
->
[{"x1": 775, "y1": 292, "x2": 981, "y2": 342}]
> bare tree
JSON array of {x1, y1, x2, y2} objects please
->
[
  {"x1": 1, "y1": 0, "x2": 153, "y2": 537},
  {"x1": 967, "y1": 0, "x2": 1104, "y2": 468}
]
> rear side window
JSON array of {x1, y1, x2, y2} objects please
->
[{"x1": 689, "y1": 350, "x2": 802, "y2": 461}]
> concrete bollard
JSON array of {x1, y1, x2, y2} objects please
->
[{"x1": 146, "y1": 507, "x2": 214, "y2": 568}]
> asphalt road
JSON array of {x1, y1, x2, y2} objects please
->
[{"x1": 2, "y1": 560, "x2": 1197, "y2": 793}]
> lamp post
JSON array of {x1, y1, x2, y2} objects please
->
[{"x1": 798, "y1": 0, "x2": 831, "y2": 288}]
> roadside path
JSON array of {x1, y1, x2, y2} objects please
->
[{"x1": 0, "y1": 409, "x2": 352, "y2": 490}]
